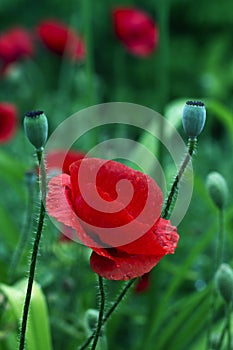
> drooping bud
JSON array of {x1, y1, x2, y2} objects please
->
[
  {"x1": 206, "y1": 172, "x2": 228, "y2": 210},
  {"x1": 83, "y1": 309, "x2": 107, "y2": 349},
  {"x1": 25, "y1": 170, "x2": 37, "y2": 187},
  {"x1": 84, "y1": 309, "x2": 99, "y2": 333},
  {"x1": 215, "y1": 263, "x2": 233, "y2": 304},
  {"x1": 182, "y1": 101, "x2": 206, "y2": 139},
  {"x1": 24, "y1": 110, "x2": 48, "y2": 150}
]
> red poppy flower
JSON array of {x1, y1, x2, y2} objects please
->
[
  {"x1": 37, "y1": 20, "x2": 85, "y2": 60},
  {"x1": 46, "y1": 149, "x2": 85, "y2": 176},
  {"x1": 0, "y1": 103, "x2": 17, "y2": 143},
  {"x1": 46, "y1": 149, "x2": 85, "y2": 242},
  {"x1": 0, "y1": 27, "x2": 34, "y2": 74},
  {"x1": 46, "y1": 158, "x2": 179, "y2": 280},
  {"x1": 113, "y1": 7, "x2": 158, "y2": 57},
  {"x1": 134, "y1": 272, "x2": 150, "y2": 293}
]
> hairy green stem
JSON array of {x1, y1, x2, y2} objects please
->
[
  {"x1": 78, "y1": 279, "x2": 135, "y2": 350},
  {"x1": 91, "y1": 276, "x2": 105, "y2": 350},
  {"x1": 18, "y1": 150, "x2": 46, "y2": 350},
  {"x1": 162, "y1": 138, "x2": 196, "y2": 220},
  {"x1": 206, "y1": 209, "x2": 226, "y2": 350}
]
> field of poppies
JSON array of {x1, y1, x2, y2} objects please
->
[{"x1": 0, "y1": 1, "x2": 233, "y2": 350}]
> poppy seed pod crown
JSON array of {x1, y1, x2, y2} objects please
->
[
  {"x1": 24, "y1": 110, "x2": 48, "y2": 150},
  {"x1": 182, "y1": 101, "x2": 206, "y2": 139}
]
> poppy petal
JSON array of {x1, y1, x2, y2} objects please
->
[{"x1": 90, "y1": 250, "x2": 162, "y2": 280}]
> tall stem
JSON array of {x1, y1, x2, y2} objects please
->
[
  {"x1": 82, "y1": 0, "x2": 95, "y2": 105},
  {"x1": 216, "y1": 209, "x2": 224, "y2": 269},
  {"x1": 206, "y1": 209, "x2": 225, "y2": 349},
  {"x1": 226, "y1": 302, "x2": 232, "y2": 350},
  {"x1": 162, "y1": 138, "x2": 196, "y2": 220},
  {"x1": 78, "y1": 279, "x2": 135, "y2": 350},
  {"x1": 18, "y1": 150, "x2": 46, "y2": 350},
  {"x1": 216, "y1": 303, "x2": 232, "y2": 350},
  {"x1": 91, "y1": 276, "x2": 105, "y2": 350}
]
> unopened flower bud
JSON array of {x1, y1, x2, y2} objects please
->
[
  {"x1": 182, "y1": 101, "x2": 206, "y2": 139},
  {"x1": 215, "y1": 263, "x2": 233, "y2": 304},
  {"x1": 84, "y1": 309, "x2": 99, "y2": 332},
  {"x1": 24, "y1": 110, "x2": 48, "y2": 150},
  {"x1": 206, "y1": 172, "x2": 228, "y2": 210},
  {"x1": 25, "y1": 170, "x2": 37, "y2": 187}
]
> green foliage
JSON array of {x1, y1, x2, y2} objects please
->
[
  {"x1": 0, "y1": 0, "x2": 233, "y2": 349},
  {"x1": 0, "y1": 280, "x2": 52, "y2": 350}
]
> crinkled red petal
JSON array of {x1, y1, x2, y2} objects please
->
[
  {"x1": 69, "y1": 158, "x2": 162, "y2": 226},
  {"x1": 117, "y1": 218, "x2": 179, "y2": 256},
  {"x1": 90, "y1": 250, "x2": 162, "y2": 280},
  {"x1": 46, "y1": 174, "x2": 95, "y2": 246}
]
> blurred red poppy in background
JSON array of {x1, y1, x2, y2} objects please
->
[
  {"x1": 37, "y1": 20, "x2": 85, "y2": 61},
  {"x1": 113, "y1": 7, "x2": 158, "y2": 57},
  {"x1": 46, "y1": 149, "x2": 85, "y2": 176},
  {"x1": 47, "y1": 158, "x2": 179, "y2": 280},
  {"x1": 0, "y1": 27, "x2": 34, "y2": 74},
  {"x1": 0, "y1": 103, "x2": 17, "y2": 143},
  {"x1": 134, "y1": 272, "x2": 150, "y2": 293}
]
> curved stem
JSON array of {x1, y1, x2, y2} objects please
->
[
  {"x1": 103, "y1": 279, "x2": 135, "y2": 324},
  {"x1": 18, "y1": 150, "x2": 46, "y2": 350},
  {"x1": 78, "y1": 279, "x2": 135, "y2": 350},
  {"x1": 206, "y1": 209, "x2": 225, "y2": 349},
  {"x1": 216, "y1": 209, "x2": 224, "y2": 268},
  {"x1": 82, "y1": 0, "x2": 95, "y2": 106},
  {"x1": 226, "y1": 302, "x2": 232, "y2": 350},
  {"x1": 91, "y1": 276, "x2": 105, "y2": 350},
  {"x1": 216, "y1": 303, "x2": 232, "y2": 350},
  {"x1": 162, "y1": 138, "x2": 196, "y2": 220}
]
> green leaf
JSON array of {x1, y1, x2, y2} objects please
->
[
  {"x1": 0, "y1": 204, "x2": 19, "y2": 248},
  {"x1": 129, "y1": 120, "x2": 159, "y2": 176},
  {"x1": 164, "y1": 98, "x2": 187, "y2": 129},
  {"x1": 0, "y1": 149, "x2": 27, "y2": 199},
  {"x1": 0, "y1": 279, "x2": 52, "y2": 350},
  {"x1": 206, "y1": 99, "x2": 233, "y2": 147}
]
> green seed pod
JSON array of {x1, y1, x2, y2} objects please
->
[
  {"x1": 84, "y1": 309, "x2": 99, "y2": 333},
  {"x1": 215, "y1": 263, "x2": 233, "y2": 304},
  {"x1": 182, "y1": 101, "x2": 206, "y2": 139},
  {"x1": 24, "y1": 110, "x2": 48, "y2": 150},
  {"x1": 206, "y1": 172, "x2": 228, "y2": 210},
  {"x1": 25, "y1": 170, "x2": 37, "y2": 187}
]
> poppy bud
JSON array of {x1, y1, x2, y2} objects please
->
[
  {"x1": 206, "y1": 172, "x2": 228, "y2": 210},
  {"x1": 182, "y1": 101, "x2": 206, "y2": 139},
  {"x1": 25, "y1": 170, "x2": 37, "y2": 187},
  {"x1": 215, "y1": 263, "x2": 233, "y2": 304},
  {"x1": 84, "y1": 309, "x2": 99, "y2": 333},
  {"x1": 24, "y1": 110, "x2": 48, "y2": 150}
]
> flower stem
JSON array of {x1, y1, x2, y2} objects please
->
[
  {"x1": 78, "y1": 279, "x2": 135, "y2": 350},
  {"x1": 216, "y1": 303, "x2": 232, "y2": 350},
  {"x1": 162, "y1": 137, "x2": 196, "y2": 220},
  {"x1": 103, "y1": 279, "x2": 135, "y2": 324},
  {"x1": 82, "y1": 0, "x2": 95, "y2": 106},
  {"x1": 216, "y1": 209, "x2": 224, "y2": 269},
  {"x1": 226, "y1": 302, "x2": 232, "y2": 350},
  {"x1": 206, "y1": 208, "x2": 226, "y2": 350},
  {"x1": 91, "y1": 276, "x2": 105, "y2": 350},
  {"x1": 18, "y1": 150, "x2": 46, "y2": 350}
]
